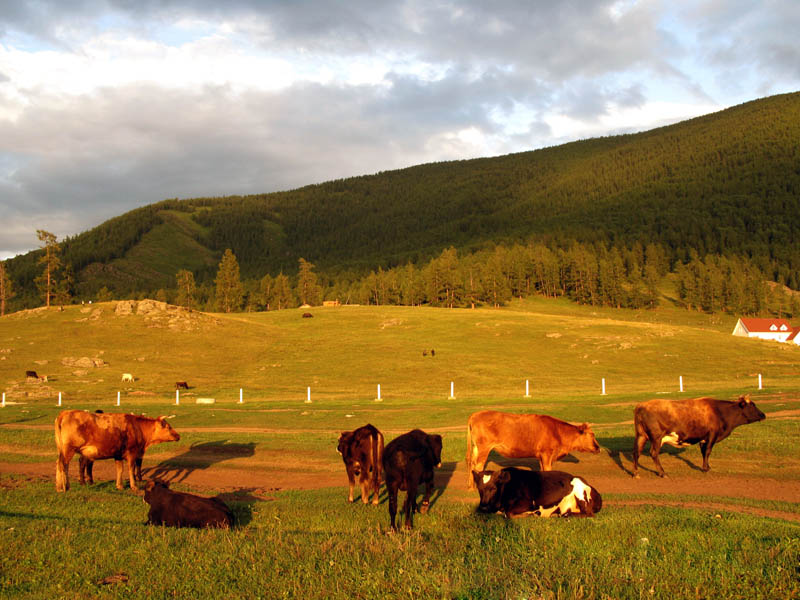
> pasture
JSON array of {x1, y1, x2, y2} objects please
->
[{"x1": 1, "y1": 298, "x2": 799, "y2": 599}]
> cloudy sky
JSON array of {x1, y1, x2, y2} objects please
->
[{"x1": 1, "y1": 1, "x2": 798, "y2": 259}]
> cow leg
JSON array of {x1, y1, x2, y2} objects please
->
[
  {"x1": 699, "y1": 438, "x2": 715, "y2": 472},
  {"x1": 404, "y1": 481, "x2": 418, "y2": 530},
  {"x1": 649, "y1": 440, "x2": 667, "y2": 477},
  {"x1": 359, "y1": 473, "x2": 370, "y2": 505},
  {"x1": 55, "y1": 448, "x2": 76, "y2": 492},
  {"x1": 371, "y1": 466, "x2": 381, "y2": 506},
  {"x1": 468, "y1": 447, "x2": 491, "y2": 489},
  {"x1": 127, "y1": 456, "x2": 140, "y2": 490},
  {"x1": 134, "y1": 458, "x2": 143, "y2": 482},
  {"x1": 418, "y1": 479, "x2": 434, "y2": 515},
  {"x1": 114, "y1": 459, "x2": 125, "y2": 490},
  {"x1": 539, "y1": 454, "x2": 554, "y2": 471},
  {"x1": 346, "y1": 468, "x2": 356, "y2": 502},
  {"x1": 387, "y1": 482, "x2": 399, "y2": 531},
  {"x1": 78, "y1": 456, "x2": 87, "y2": 485},
  {"x1": 632, "y1": 432, "x2": 648, "y2": 478}
]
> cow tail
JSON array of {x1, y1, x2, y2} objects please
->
[
  {"x1": 374, "y1": 430, "x2": 384, "y2": 487},
  {"x1": 465, "y1": 419, "x2": 473, "y2": 473}
]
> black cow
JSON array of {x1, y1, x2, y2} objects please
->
[
  {"x1": 382, "y1": 429, "x2": 442, "y2": 531},
  {"x1": 144, "y1": 481, "x2": 234, "y2": 528},
  {"x1": 175, "y1": 381, "x2": 189, "y2": 390},
  {"x1": 337, "y1": 424, "x2": 384, "y2": 505},
  {"x1": 632, "y1": 394, "x2": 766, "y2": 477},
  {"x1": 472, "y1": 467, "x2": 602, "y2": 518},
  {"x1": 25, "y1": 370, "x2": 38, "y2": 380}
]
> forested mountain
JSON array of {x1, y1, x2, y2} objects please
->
[{"x1": 4, "y1": 92, "x2": 800, "y2": 312}]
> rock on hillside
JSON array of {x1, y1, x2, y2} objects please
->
[{"x1": 115, "y1": 299, "x2": 218, "y2": 331}]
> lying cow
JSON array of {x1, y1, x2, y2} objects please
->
[
  {"x1": 144, "y1": 480, "x2": 234, "y2": 528},
  {"x1": 55, "y1": 410, "x2": 180, "y2": 492},
  {"x1": 466, "y1": 410, "x2": 601, "y2": 489},
  {"x1": 382, "y1": 429, "x2": 442, "y2": 531},
  {"x1": 633, "y1": 394, "x2": 766, "y2": 478},
  {"x1": 337, "y1": 424, "x2": 384, "y2": 505},
  {"x1": 472, "y1": 467, "x2": 602, "y2": 518}
]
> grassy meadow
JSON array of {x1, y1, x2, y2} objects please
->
[{"x1": 1, "y1": 298, "x2": 799, "y2": 599}]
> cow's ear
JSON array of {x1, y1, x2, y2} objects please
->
[
  {"x1": 578, "y1": 423, "x2": 590, "y2": 433},
  {"x1": 472, "y1": 470, "x2": 482, "y2": 485},
  {"x1": 496, "y1": 470, "x2": 511, "y2": 484},
  {"x1": 738, "y1": 394, "x2": 751, "y2": 407}
]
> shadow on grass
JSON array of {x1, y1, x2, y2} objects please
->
[
  {"x1": 143, "y1": 440, "x2": 256, "y2": 483},
  {"x1": 602, "y1": 434, "x2": 701, "y2": 476}
]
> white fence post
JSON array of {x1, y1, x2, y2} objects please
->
[
  {"x1": 2, "y1": 392, "x2": 5, "y2": 408},
  {"x1": 524, "y1": 379, "x2": 530, "y2": 398},
  {"x1": 239, "y1": 388, "x2": 243, "y2": 404},
  {"x1": 58, "y1": 392, "x2": 62, "y2": 407},
  {"x1": 449, "y1": 381, "x2": 455, "y2": 399},
  {"x1": 601, "y1": 378, "x2": 606, "y2": 396},
  {"x1": 758, "y1": 373, "x2": 763, "y2": 390},
  {"x1": 305, "y1": 386, "x2": 312, "y2": 403},
  {"x1": 377, "y1": 384, "x2": 381, "y2": 401},
  {"x1": 679, "y1": 376, "x2": 684, "y2": 392},
  {"x1": 175, "y1": 389, "x2": 180, "y2": 405},
  {"x1": 117, "y1": 391, "x2": 121, "y2": 407}
]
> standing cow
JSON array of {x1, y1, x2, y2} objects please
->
[
  {"x1": 382, "y1": 429, "x2": 442, "y2": 531},
  {"x1": 54, "y1": 410, "x2": 180, "y2": 492},
  {"x1": 144, "y1": 481, "x2": 234, "y2": 528},
  {"x1": 632, "y1": 395, "x2": 766, "y2": 478},
  {"x1": 466, "y1": 410, "x2": 601, "y2": 489},
  {"x1": 337, "y1": 424, "x2": 384, "y2": 505},
  {"x1": 472, "y1": 467, "x2": 602, "y2": 518}
]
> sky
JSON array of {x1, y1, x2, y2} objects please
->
[{"x1": 1, "y1": 1, "x2": 798, "y2": 259}]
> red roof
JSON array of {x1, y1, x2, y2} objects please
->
[
  {"x1": 787, "y1": 327, "x2": 800, "y2": 342},
  {"x1": 738, "y1": 318, "x2": 793, "y2": 333}
]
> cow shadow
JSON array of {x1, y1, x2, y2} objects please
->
[
  {"x1": 143, "y1": 440, "x2": 257, "y2": 484},
  {"x1": 602, "y1": 435, "x2": 702, "y2": 476}
]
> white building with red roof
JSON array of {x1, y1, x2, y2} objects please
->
[{"x1": 731, "y1": 318, "x2": 794, "y2": 342}]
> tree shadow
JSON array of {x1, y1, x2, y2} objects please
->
[{"x1": 143, "y1": 440, "x2": 256, "y2": 484}]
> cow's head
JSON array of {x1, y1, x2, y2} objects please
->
[
  {"x1": 152, "y1": 417, "x2": 180, "y2": 443},
  {"x1": 471, "y1": 469, "x2": 509, "y2": 514},
  {"x1": 143, "y1": 480, "x2": 170, "y2": 504},
  {"x1": 427, "y1": 434, "x2": 443, "y2": 468},
  {"x1": 575, "y1": 423, "x2": 602, "y2": 453},
  {"x1": 336, "y1": 431, "x2": 363, "y2": 475},
  {"x1": 738, "y1": 395, "x2": 766, "y2": 423}
]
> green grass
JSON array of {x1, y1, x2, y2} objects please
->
[
  {"x1": 1, "y1": 483, "x2": 798, "y2": 599},
  {"x1": 2, "y1": 299, "x2": 800, "y2": 598}
]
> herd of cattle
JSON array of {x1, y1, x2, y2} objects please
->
[{"x1": 52, "y1": 394, "x2": 766, "y2": 530}]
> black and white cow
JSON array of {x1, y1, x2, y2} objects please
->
[{"x1": 471, "y1": 467, "x2": 602, "y2": 518}]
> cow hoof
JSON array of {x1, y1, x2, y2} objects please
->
[{"x1": 419, "y1": 501, "x2": 430, "y2": 514}]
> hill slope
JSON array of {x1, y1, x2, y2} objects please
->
[{"x1": 6, "y1": 92, "x2": 800, "y2": 303}]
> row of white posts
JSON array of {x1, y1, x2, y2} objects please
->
[{"x1": 3, "y1": 374, "x2": 768, "y2": 408}]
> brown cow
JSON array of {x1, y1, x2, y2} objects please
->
[
  {"x1": 632, "y1": 395, "x2": 766, "y2": 478},
  {"x1": 466, "y1": 410, "x2": 601, "y2": 489},
  {"x1": 175, "y1": 381, "x2": 189, "y2": 390},
  {"x1": 337, "y1": 424, "x2": 384, "y2": 505},
  {"x1": 54, "y1": 410, "x2": 180, "y2": 492},
  {"x1": 144, "y1": 481, "x2": 234, "y2": 528}
]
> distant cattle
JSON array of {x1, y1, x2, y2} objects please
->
[
  {"x1": 25, "y1": 370, "x2": 38, "y2": 380},
  {"x1": 466, "y1": 410, "x2": 601, "y2": 489},
  {"x1": 175, "y1": 381, "x2": 189, "y2": 390},
  {"x1": 302, "y1": 312, "x2": 313, "y2": 318},
  {"x1": 144, "y1": 480, "x2": 234, "y2": 528},
  {"x1": 337, "y1": 424, "x2": 384, "y2": 504},
  {"x1": 472, "y1": 467, "x2": 602, "y2": 518},
  {"x1": 633, "y1": 395, "x2": 766, "y2": 478},
  {"x1": 54, "y1": 410, "x2": 180, "y2": 492},
  {"x1": 382, "y1": 429, "x2": 442, "y2": 531},
  {"x1": 430, "y1": 349, "x2": 435, "y2": 357},
  {"x1": 121, "y1": 373, "x2": 134, "y2": 383}
]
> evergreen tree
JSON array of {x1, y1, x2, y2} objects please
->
[
  {"x1": 273, "y1": 273, "x2": 294, "y2": 309},
  {"x1": 0, "y1": 260, "x2": 15, "y2": 316},
  {"x1": 296, "y1": 258, "x2": 320, "y2": 306},
  {"x1": 215, "y1": 249, "x2": 244, "y2": 313},
  {"x1": 259, "y1": 274, "x2": 274, "y2": 310},
  {"x1": 97, "y1": 286, "x2": 114, "y2": 302},
  {"x1": 53, "y1": 263, "x2": 74, "y2": 309},
  {"x1": 35, "y1": 230, "x2": 62, "y2": 308},
  {"x1": 176, "y1": 269, "x2": 197, "y2": 310}
]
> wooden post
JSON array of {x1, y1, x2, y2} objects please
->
[
  {"x1": 176, "y1": 389, "x2": 179, "y2": 405},
  {"x1": 601, "y1": 379, "x2": 606, "y2": 396},
  {"x1": 58, "y1": 392, "x2": 62, "y2": 407},
  {"x1": 679, "y1": 376, "x2": 683, "y2": 392},
  {"x1": 377, "y1": 384, "x2": 381, "y2": 400},
  {"x1": 305, "y1": 386, "x2": 312, "y2": 403},
  {"x1": 239, "y1": 388, "x2": 243, "y2": 404},
  {"x1": 117, "y1": 391, "x2": 121, "y2": 407},
  {"x1": 2, "y1": 393, "x2": 5, "y2": 408},
  {"x1": 524, "y1": 379, "x2": 530, "y2": 398},
  {"x1": 448, "y1": 381, "x2": 455, "y2": 399},
  {"x1": 758, "y1": 373, "x2": 763, "y2": 390}
]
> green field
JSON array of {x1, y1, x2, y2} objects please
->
[{"x1": 1, "y1": 299, "x2": 799, "y2": 598}]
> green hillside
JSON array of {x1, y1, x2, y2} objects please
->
[{"x1": 4, "y1": 92, "x2": 800, "y2": 308}]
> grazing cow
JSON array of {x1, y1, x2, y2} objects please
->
[
  {"x1": 466, "y1": 411, "x2": 601, "y2": 489},
  {"x1": 633, "y1": 395, "x2": 766, "y2": 478},
  {"x1": 302, "y1": 312, "x2": 313, "y2": 318},
  {"x1": 175, "y1": 381, "x2": 189, "y2": 390},
  {"x1": 121, "y1": 373, "x2": 134, "y2": 383},
  {"x1": 472, "y1": 467, "x2": 602, "y2": 518},
  {"x1": 430, "y1": 349, "x2": 435, "y2": 357},
  {"x1": 54, "y1": 410, "x2": 180, "y2": 492},
  {"x1": 337, "y1": 424, "x2": 384, "y2": 505},
  {"x1": 25, "y1": 370, "x2": 38, "y2": 380},
  {"x1": 144, "y1": 481, "x2": 234, "y2": 528},
  {"x1": 382, "y1": 429, "x2": 442, "y2": 531}
]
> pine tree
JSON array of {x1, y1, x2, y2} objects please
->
[
  {"x1": 35, "y1": 230, "x2": 62, "y2": 308},
  {"x1": 273, "y1": 273, "x2": 294, "y2": 309},
  {"x1": 259, "y1": 274, "x2": 274, "y2": 310},
  {"x1": 296, "y1": 258, "x2": 320, "y2": 306},
  {"x1": 0, "y1": 260, "x2": 15, "y2": 316},
  {"x1": 176, "y1": 269, "x2": 197, "y2": 310},
  {"x1": 53, "y1": 263, "x2": 74, "y2": 309},
  {"x1": 214, "y1": 249, "x2": 244, "y2": 313}
]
